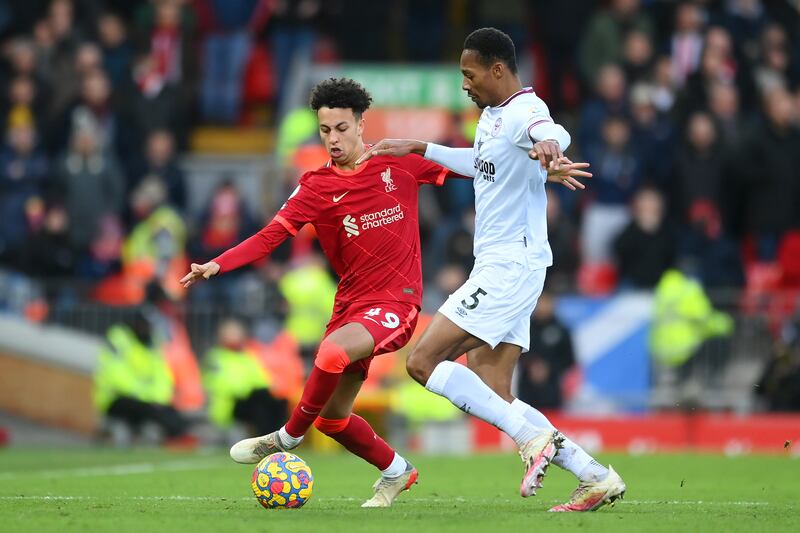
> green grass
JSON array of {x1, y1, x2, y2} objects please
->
[{"x1": 0, "y1": 448, "x2": 797, "y2": 532}]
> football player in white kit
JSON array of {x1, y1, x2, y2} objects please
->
[{"x1": 358, "y1": 28, "x2": 626, "y2": 511}]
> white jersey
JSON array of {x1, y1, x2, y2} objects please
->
[{"x1": 471, "y1": 87, "x2": 562, "y2": 268}]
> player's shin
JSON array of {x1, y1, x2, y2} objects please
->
[
  {"x1": 283, "y1": 340, "x2": 350, "y2": 439},
  {"x1": 314, "y1": 415, "x2": 397, "y2": 472},
  {"x1": 424, "y1": 361, "x2": 546, "y2": 446}
]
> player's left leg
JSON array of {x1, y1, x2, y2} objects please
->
[
  {"x1": 314, "y1": 371, "x2": 417, "y2": 508},
  {"x1": 230, "y1": 322, "x2": 374, "y2": 463},
  {"x1": 468, "y1": 344, "x2": 626, "y2": 511}
]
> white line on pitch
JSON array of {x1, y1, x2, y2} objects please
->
[{"x1": 0, "y1": 459, "x2": 229, "y2": 481}]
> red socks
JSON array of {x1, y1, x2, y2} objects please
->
[
  {"x1": 283, "y1": 365, "x2": 342, "y2": 438},
  {"x1": 316, "y1": 415, "x2": 395, "y2": 470}
]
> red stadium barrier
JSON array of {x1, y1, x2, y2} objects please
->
[{"x1": 470, "y1": 413, "x2": 800, "y2": 455}]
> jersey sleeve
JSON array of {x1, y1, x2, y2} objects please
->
[
  {"x1": 408, "y1": 151, "x2": 472, "y2": 185},
  {"x1": 212, "y1": 220, "x2": 291, "y2": 273},
  {"x1": 212, "y1": 179, "x2": 317, "y2": 273},
  {"x1": 273, "y1": 179, "x2": 317, "y2": 235},
  {"x1": 403, "y1": 153, "x2": 449, "y2": 186},
  {"x1": 508, "y1": 97, "x2": 571, "y2": 151}
]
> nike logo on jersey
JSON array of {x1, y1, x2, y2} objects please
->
[{"x1": 333, "y1": 192, "x2": 349, "y2": 202}]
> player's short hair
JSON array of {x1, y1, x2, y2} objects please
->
[
  {"x1": 463, "y1": 27, "x2": 518, "y2": 74},
  {"x1": 309, "y1": 78, "x2": 373, "y2": 118}
]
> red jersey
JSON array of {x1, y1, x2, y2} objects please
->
[{"x1": 213, "y1": 153, "x2": 453, "y2": 307}]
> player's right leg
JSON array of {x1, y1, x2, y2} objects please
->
[
  {"x1": 468, "y1": 344, "x2": 626, "y2": 510},
  {"x1": 314, "y1": 371, "x2": 417, "y2": 508},
  {"x1": 230, "y1": 322, "x2": 374, "y2": 463},
  {"x1": 406, "y1": 314, "x2": 561, "y2": 497}
]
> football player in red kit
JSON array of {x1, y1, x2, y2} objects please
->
[{"x1": 181, "y1": 78, "x2": 590, "y2": 507}]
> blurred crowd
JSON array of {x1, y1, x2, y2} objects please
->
[{"x1": 2, "y1": 0, "x2": 800, "y2": 423}]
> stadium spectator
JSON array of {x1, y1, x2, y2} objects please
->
[
  {"x1": 672, "y1": 111, "x2": 729, "y2": 222},
  {"x1": 581, "y1": 114, "x2": 643, "y2": 262},
  {"x1": 756, "y1": 321, "x2": 800, "y2": 411},
  {"x1": 578, "y1": 0, "x2": 655, "y2": 86},
  {"x1": 622, "y1": 29, "x2": 654, "y2": 85},
  {"x1": 195, "y1": 0, "x2": 259, "y2": 124},
  {"x1": 51, "y1": 69, "x2": 138, "y2": 169},
  {"x1": 630, "y1": 83, "x2": 674, "y2": 187},
  {"x1": 578, "y1": 63, "x2": 628, "y2": 151},
  {"x1": 53, "y1": 119, "x2": 124, "y2": 261},
  {"x1": 93, "y1": 308, "x2": 192, "y2": 445},
  {"x1": 753, "y1": 23, "x2": 798, "y2": 94},
  {"x1": 613, "y1": 187, "x2": 676, "y2": 289},
  {"x1": 250, "y1": 0, "x2": 323, "y2": 109},
  {"x1": 1, "y1": 76, "x2": 43, "y2": 137},
  {"x1": 203, "y1": 318, "x2": 288, "y2": 436},
  {"x1": 122, "y1": 176, "x2": 187, "y2": 297},
  {"x1": 0, "y1": 118, "x2": 49, "y2": 268},
  {"x1": 516, "y1": 289, "x2": 576, "y2": 409},
  {"x1": 669, "y1": 2, "x2": 705, "y2": 88},
  {"x1": 97, "y1": 11, "x2": 134, "y2": 89},
  {"x1": 650, "y1": 55, "x2": 678, "y2": 113},
  {"x1": 19, "y1": 203, "x2": 76, "y2": 279},
  {"x1": 707, "y1": 80, "x2": 747, "y2": 149},
  {"x1": 545, "y1": 189, "x2": 579, "y2": 293},
  {"x1": 132, "y1": 129, "x2": 185, "y2": 210},
  {"x1": 532, "y1": 0, "x2": 593, "y2": 112},
  {"x1": 678, "y1": 200, "x2": 745, "y2": 290},
  {"x1": 740, "y1": 87, "x2": 800, "y2": 260},
  {"x1": 677, "y1": 26, "x2": 755, "y2": 122}
]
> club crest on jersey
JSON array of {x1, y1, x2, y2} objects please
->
[
  {"x1": 492, "y1": 118, "x2": 503, "y2": 137},
  {"x1": 382, "y1": 167, "x2": 397, "y2": 193}
]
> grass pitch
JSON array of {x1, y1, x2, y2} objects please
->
[{"x1": 0, "y1": 448, "x2": 797, "y2": 532}]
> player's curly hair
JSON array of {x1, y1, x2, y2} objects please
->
[
  {"x1": 309, "y1": 78, "x2": 373, "y2": 118},
  {"x1": 463, "y1": 27, "x2": 518, "y2": 74}
]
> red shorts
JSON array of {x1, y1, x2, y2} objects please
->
[{"x1": 324, "y1": 300, "x2": 420, "y2": 378}]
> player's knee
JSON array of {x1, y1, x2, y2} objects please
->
[
  {"x1": 313, "y1": 416, "x2": 350, "y2": 435},
  {"x1": 406, "y1": 349, "x2": 434, "y2": 385},
  {"x1": 314, "y1": 339, "x2": 350, "y2": 374}
]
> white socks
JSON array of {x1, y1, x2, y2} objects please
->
[
  {"x1": 381, "y1": 452, "x2": 408, "y2": 479},
  {"x1": 425, "y1": 361, "x2": 545, "y2": 447},
  {"x1": 510, "y1": 399, "x2": 608, "y2": 483},
  {"x1": 278, "y1": 426, "x2": 303, "y2": 449}
]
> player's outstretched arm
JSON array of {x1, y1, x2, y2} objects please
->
[
  {"x1": 180, "y1": 261, "x2": 221, "y2": 288},
  {"x1": 356, "y1": 139, "x2": 428, "y2": 163},
  {"x1": 546, "y1": 157, "x2": 592, "y2": 191},
  {"x1": 358, "y1": 138, "x2": 476, "y2": 178}
]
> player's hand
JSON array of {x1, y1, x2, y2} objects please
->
[
  {"x1": 529, "y1": 140, "x2": 563, "y2": 170},
  {"x1": 356, "y1": 139, "x2": 426, "y2": 164},
  {"x1": 546, "y1": 157, "x2": 592, "y2": 191},
  {"x1": 180, "y1": 261, "x2": 220, "y2": 288}
]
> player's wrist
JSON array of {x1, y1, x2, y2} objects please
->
[{"x1": 411, "y1": 140, "x2": 428, "y2": 155}]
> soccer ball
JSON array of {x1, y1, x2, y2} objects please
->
[{"x1": 251, "y1": 452, "x2": 313, "y2": 509}]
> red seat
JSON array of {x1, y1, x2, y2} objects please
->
[
  {"x1": 777, "y1": 231, "x2": 800, "y2": 288},
  {"x1": 577, "y1": 262, "x2": 618, "y2": 296}
]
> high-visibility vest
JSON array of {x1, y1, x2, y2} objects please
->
[
  {"x1": 649, "y1": 270, "x2": 733, "y2": 366},
  {"x1": 122, "y1": 205, "x2": 187, "y2": 268},
  {"x1": 202, "y1": 347, "x2": 272, "y2": 427},
  {"x1": 93, "y1": 325, "x2": 174, "y2": 412},
  {"x1": 279, "y1": 264, "x2": 336, "y2": 346}
]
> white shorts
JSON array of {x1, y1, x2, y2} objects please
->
[{"x1": 438, "y1": 259, "x2": 546, "y2": 352}]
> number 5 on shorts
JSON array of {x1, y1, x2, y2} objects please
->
[{"x1": 461, "y1": 288, "x2": 487, "y2": 310}]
